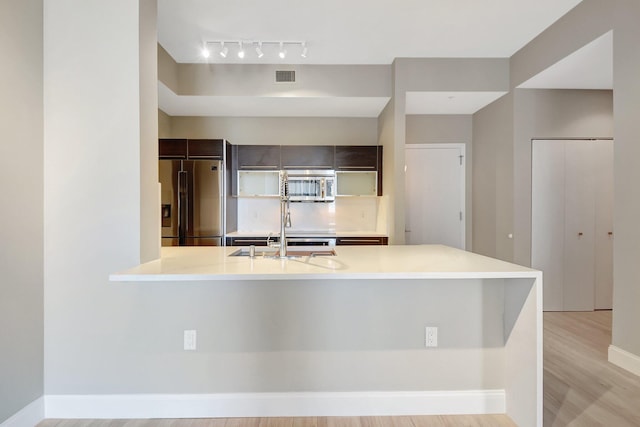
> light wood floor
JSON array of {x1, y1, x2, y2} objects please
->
[
  {"x1": 544, "y1": 310, "x2": 640, "y2": 426},
  {"x1": 38, "y1": 415, "x2": 516, "y2": 427},
  {"x1": 39, "y1": 311, "x2": 640, "y2": 427}
]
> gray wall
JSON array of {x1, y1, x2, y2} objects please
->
[
  {"x1": 176, "y1": 64, "x2": 391, "y2": 98},
  {"x1": 168, "y1": 116, "x2": 378, "y2": 146},
  {"x1": 139, "y1": 0, "x2": 160, "y2": 263},
  {"x1": 0, "y1": 0, "x2": 44, "y2": 422},
  {"x1": 377, "y1": 93, "x2": 396, "y2": 243},
  {"x1": 157, "y1": 48, "x2": 390, "y2": 99},
  {"x1": 612, "y1": 0, "x2": 640, "y2": 358},
  {"x1": 158, "y1": 110, "x2": 172, "y2": 139},
  {"x1": 472, "y1": 94, "x2": 514, "y2": 260},
  {"x1": 405, "y1": 115, "x2": 472, "y2": 144},
  {"x1": 43, "y1": 0, "x2": 152, "y2": 396}
]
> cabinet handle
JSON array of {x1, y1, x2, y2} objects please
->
[
  {"x1": 188, "y1": 155, "x2": 222, "y2": 159},
  {"x1": 608, "y1": 232, "x2": 613, "y2": 236},
  {"x1": 340, "y1": 239, "x2": 380, "y2": 243},
  {"x1": 284, "y1": 165, "x2": 333, "y2": 169},
  {"x1": 578, "y1": 232, "x2": 584, "y2": 237},
  {"x1": 160, "y1": 155, "x2": 186, "y2": 159},
  {"x1": 241, "y1": 165, "x2": 278, "y2": 169},
  {"x1": 338, "y1": 166, "x2": 376, "y2": 170}
]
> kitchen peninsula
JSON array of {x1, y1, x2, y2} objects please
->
[{"x1": 110, "y1": 245, "x2": 541, "y2": 427}]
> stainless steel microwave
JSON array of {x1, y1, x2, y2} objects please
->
[{"x1": 285, "y1": 170, "x2": 335, "y2": 202}]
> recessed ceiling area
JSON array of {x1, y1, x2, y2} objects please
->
[
  {"x1": 158, "y1": 82, "x2": 390, "y2": 118},
  {"x1": 518, "y1": 31, "x2": 612, "y2": 89}
]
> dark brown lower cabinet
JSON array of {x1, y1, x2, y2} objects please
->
[
  {"x1": 226, "y1": 236, "x2": 277, "y2": 246},
  {"x1": 336, "y1": 236, "x2": 388, "y2": 245}
]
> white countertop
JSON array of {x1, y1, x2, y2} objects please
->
[
  {"x1": 110, "y1": 244, "x2": 539, "y2": 282},
  {"x1": 226, "y1": 231, "x2": 388, "y2": 238}
]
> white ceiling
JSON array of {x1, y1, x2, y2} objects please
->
[
  {"x1": 158, "y1": 0, "x2": 584, "y2": 65},
  {"x1": 156, "y1": 0, "x2": 601, "y2": 117}
]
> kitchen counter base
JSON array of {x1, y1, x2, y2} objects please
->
[{"x1": 109, "y1": 245, "x2": 541, "y2": 427}]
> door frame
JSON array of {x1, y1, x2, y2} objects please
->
[{"x1": 405, "y1": 143, "x2": 466, "y2": 250}]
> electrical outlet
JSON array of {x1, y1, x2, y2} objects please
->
[
  {"x1": 184, "y1": 330, "x2": 197, "y2": 351},
  {"x1": 425, "y1": 326, "x2": 438, "y2": 348}
]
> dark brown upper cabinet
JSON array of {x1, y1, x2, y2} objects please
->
[
  {"x1": 335, "y1": 146, "x2": 382, "y2": 171},
  {"x1": 159, "y1": 139, "x2": 188, "y2": 159},
  {"x1": 235, "y1": 145, "x2": 281, "y2": 170},
  {"x1": 187, "y1": 139, "x2": 224, "y2": 159},
  {"x1": 158, "y1": 139, "x2": 224, "y2": 160},
  {"x1": 281, "y1": 145, "x2": 334, "y2": 170}
]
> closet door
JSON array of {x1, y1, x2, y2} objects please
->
[
  {"x1": 532, "y1": 140, "x2": 566, "y2": 311},
  {"x1": 594, "y1": 140, "x2": 614, "y2": 309},
  {"x1": 563, "y1": 141, "x2": 596, "y2": 311}
]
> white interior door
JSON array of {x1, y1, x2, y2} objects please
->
[
  {"x1": 405, "y1": 144, "x2": 465, "y2": 249},
  {"x1": 563, "y1": 140, "x2": 596, "y2": 311},
  {"x1": 532, "y1": 140, "x2": 566, "y2": 311},
  {"x1": 532, "y1": 139, "x2": 613, "y2": 312},
  {"x1": 594, "y1": 140, "x2": 614, "y2": 309}
]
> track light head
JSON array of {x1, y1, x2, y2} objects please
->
[
  {"x1": 300, "y1": 42, "x2": 308, "y2": 58},
  {"x1": 219, "y1": 42, "x2": 228, "y2": 58},
  {"x1": 279, "y1": 42, "x2": 287, "y2": 59},
  {"x1": 255, "y1": 42, "x2": 264, "y2": 58},
  {"x1": 237, "y1": 41, "x2": 245, "y2": 59},
  {"x1": 201, "y1": 45, "x2": 210, "y2": 58}
]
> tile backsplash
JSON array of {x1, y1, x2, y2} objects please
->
[{"x1": 236, "y1": 197, "x2": 384, "y2": 233}]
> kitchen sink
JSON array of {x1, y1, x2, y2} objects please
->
[
  {"x1": 228, "y1": 247, "x2": 336, "y2": 257},
  {"x1": 228, "y1": 248, "x2": 276, "y2": 257}
]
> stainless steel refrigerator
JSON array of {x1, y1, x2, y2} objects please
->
[{"x1": 159, "y1": 159, "x2": 224, "y2": 246}]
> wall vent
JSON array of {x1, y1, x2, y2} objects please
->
[{"x1": 276, "y1": 70, "x2": 296, "y2": 82}]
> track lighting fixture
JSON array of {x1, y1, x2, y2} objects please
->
[
  {"x1": 219, "y1": 41, "x2": 228, "y2": 58},
  {"x1": 201, "y1": 40, "x2": 308, "y2": 60}
]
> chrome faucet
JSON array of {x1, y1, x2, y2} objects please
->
[
  {"x1": 267, "y1": 171, "x2": 292, "y2": 257},
  {"x1": 279, "y1": 170, "x2": 292, "y2": 257}
]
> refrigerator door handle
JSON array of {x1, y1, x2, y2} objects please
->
[{"x1": 178, "y1": 170, "x2": 188, "y2": 245}]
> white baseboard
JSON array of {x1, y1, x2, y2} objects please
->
[
  {"x1": 609, "y1": 345, "x2": 640, "y2": 377},
  {"x1": 44, "y1": 390, "x2": 505, "y2": 419},
  {"x1": 1, "y1": 397, "x2": 44, "y2": 427}
]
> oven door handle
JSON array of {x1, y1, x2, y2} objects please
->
[{"x1": 286, "y1": 237, "x2": 336, "y2": 246}]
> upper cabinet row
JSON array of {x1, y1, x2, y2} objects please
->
[
  {"x1": 233, "y1": 145, "x2": 382, "y2": 172},
  {"x1": 159, "y1": 138, "x2": 225, "y2": 159},
  {"x1": 159, "y1": 141, "x2": 383, "y2": 196}
]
